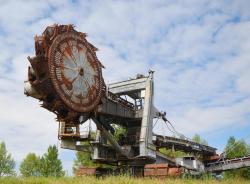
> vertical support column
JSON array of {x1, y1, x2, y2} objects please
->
[
  {"x1": 59, "y1": 121, "x2": 65, "y2": 136},
  {"x1": 92, "y1": 129, "x2": 101, "y2": 160},
  {"x1": 76, "y1": 124, "x2": 80, "y2": 136},
  {"x1": 139, "y1": 71, "x2": 156, "y2": 159}
]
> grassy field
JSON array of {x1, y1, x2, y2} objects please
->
[{"x1": 0, "y1": 176, "x2": 250, "y2": 184}]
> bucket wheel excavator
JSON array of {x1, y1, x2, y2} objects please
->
[{"x1": 24, "y1": 24, "x2": 250, "y2": 176}]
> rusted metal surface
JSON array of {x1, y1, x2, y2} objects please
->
[
  {"x1": 145, "y1": 163, "x2": 169, "y2": 169},
  {"x1": 144, "y1": 164, "x2": 182, "y2": 177},
  {"x1": 25, "y1": 24, "x2": 104, "y2": 125},
  {"x1": 76, "y1": 166, "x2": 112, "y2": 176},
  {"x1": 76, "y1": 166, "x2": 96, "y2": 176},
  {"x1": 48, "y1": 30, "x2": 103, "y2": 112},
  {"x1": 168, "y1": 168, "x2": 182, "y2": 177},
  {"x1": 205, "y1": 154, "x2": 220, "y2": 162}
]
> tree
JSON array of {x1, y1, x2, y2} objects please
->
[
  {"x1": 73, "y1": 148, "x2": 98, "y2": 175},
  {"x1": 19, "y1": 153, "x2": 41, "y2": 177},
  {"x1": 40, "y1": 145, "x2": 65, "y2": 177},
  {"x1": 0, "y1": 141, "x2": 15, "y2": 177},
  {"x1": 223, "y1": 136, "x2": 250, "y2": 179},
  {"x1": 159, "y1": 147, "x2": 187, "y2": 158},
  {"x1": 225, "y1": 136, "x2": 248, "y2": 158},
  {"x1": 113, "y1": 124, "x2": 127, "y2": 141},
  {"x1": 192, "y1": 134, "x2": 208, "y2": 146}
]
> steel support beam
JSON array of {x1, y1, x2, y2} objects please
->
[
  {"x1": 92, "y1": 117, "x2": 129, "y2": 158},
  {"x1": 108, "y1": 77, "x2": 147, "y2": 95},
  {"x1": 139, "y1": 71, "x2": 156, "y2": 159}
]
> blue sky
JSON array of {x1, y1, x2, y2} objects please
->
[{"x1": 0, "y1": 0, "x2": 250, "y2": 175}]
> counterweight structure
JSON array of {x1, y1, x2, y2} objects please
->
[{"x1": 24, "y1": 24, "x2": 250, "y2": 174}]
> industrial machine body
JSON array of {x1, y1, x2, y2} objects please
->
[{"x1": 24, "y1": 24, "x2": 250, "y2": 176}]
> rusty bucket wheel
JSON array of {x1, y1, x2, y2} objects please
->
[
  {"x1": 47, "y1": 27, "x2": 103, "y2": 112},
  {"x1": 30, "y1": 24, "x2": 104, "y2": 114}
]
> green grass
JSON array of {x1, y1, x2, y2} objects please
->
[{"x1": 0, "y1": 176, "x2": 250, "y2": 184}]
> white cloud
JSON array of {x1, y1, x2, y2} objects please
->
[{"x1": 171, "y1": 98, "x2": 250, "y2": 135}]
